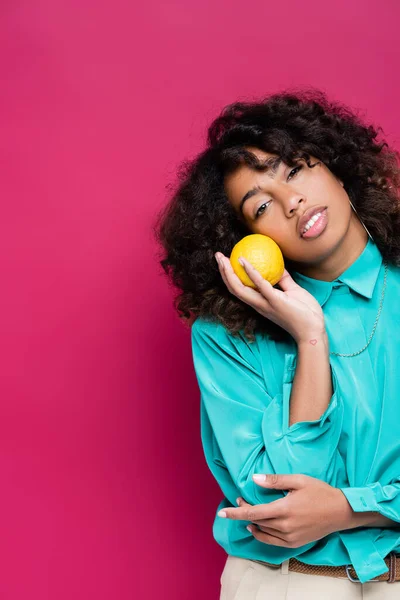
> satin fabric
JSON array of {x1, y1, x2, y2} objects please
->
[{"x1": 191, "y1": 238, "x2": 400, "y2": 584}]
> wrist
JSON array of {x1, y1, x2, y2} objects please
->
[
  {"x1": 334, "y1": 488, "x2": 359, "y2": 530},
  {"x1": 297, "y1": 330, "x2": 329, "y2": 350}
]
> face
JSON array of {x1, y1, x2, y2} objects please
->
[{"x1": 224, "y1": 147, "x2": 355, "y2": 268}]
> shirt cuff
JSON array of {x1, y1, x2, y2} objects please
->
[
  {"x1": 340, "y1": 482, "x2": 400, "y2": 517},
  {"x1": 340, "y1": 486, "x2": 379, "y2": 512}
]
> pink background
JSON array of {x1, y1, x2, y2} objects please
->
[{"x1": 1, "y1": 1, "x2": 399, "y2": 598}]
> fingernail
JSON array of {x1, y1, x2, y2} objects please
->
[
  {"x1": 246, "y1": 525, "x2": 252, "y2": 533},
  {"x1": 253, "y1": 474, "x2": 266, "y2": 482},
  {"x1": 238, "y1": 257, "x2": 245, "y2": 267},
  {"x1": 236, "y1": 497, "x2": 241, "y2": 505},
  {"x1": 217, "y1": 510, "x2": 227, "y2": 518}
]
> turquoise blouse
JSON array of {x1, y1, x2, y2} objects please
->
[{"x1": 191, "y1": 238, "x2": 400, "y2": 583}]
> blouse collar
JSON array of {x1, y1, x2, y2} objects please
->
[{"x1": 291, "y1": 238, "x2": 383, "y2": 308}]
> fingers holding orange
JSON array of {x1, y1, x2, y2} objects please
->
[
  {"x1": 215, "y1": 252, "x2": 265, "y2": 303},
  {"x1": 216, "y1": 252, "x2": 250, "y2": 291},
  {"x1": 214, "y1": 233, "x2": 286, "y2": 315}
]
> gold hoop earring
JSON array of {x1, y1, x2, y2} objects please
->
[{"x1": 349, "y1": 199, "x2": 374, "y2": 241}]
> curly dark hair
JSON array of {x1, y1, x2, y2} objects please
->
[{"x1": 152, "y1": 87, "x2": 400, "y2": 343}]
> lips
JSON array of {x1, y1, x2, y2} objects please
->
[{"x1": 298, "y1": 206, "x2": 328, "y2": 237}]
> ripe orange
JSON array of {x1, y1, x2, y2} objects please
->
[{"x1": 230, "y1": 234, "x2": 285, "y2": 288}]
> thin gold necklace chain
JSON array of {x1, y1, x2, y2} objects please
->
[{"x1": 329, "y1": 260, "x2": 388, "y2": 358}]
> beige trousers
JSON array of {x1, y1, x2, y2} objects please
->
[{"x1": 220, "y1": 555, "x2": 400, "y2": 599}]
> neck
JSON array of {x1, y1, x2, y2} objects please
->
[{"x1": 290, "y1": 214, "x2": 369, "y2": 282}]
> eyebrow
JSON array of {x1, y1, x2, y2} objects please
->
[{"x1": 239, "y1": 156, "x2": 283, "y2": 215}]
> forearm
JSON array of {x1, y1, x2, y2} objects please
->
[
  {"x1": 289, "y1": 332, "x2": 332, "y2": 426},
  {"x1": 366, "y1": 514, "x2": 400, "y2": 528},
  {"x1": 347, "y1": 511, "x2": 400, "y2": 529}
]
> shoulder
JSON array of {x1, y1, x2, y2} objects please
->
[
  {"x1": 191, "y1": 316, "x2": 271, "y2": 371},
  {"x1": 387, "y1": 260, "x2": 400, "y2": 281},
  {"x1": 191, "y1": 316, "x2": 249, "y2": 347},
  {"x1": 383, "y1": 261, "x2": 400, "y2": 301},
  {"x1": 191, "y1": 316, "x2": 233, "y2": 339},
  {"x1": 191, "y1": 317, "x2": 237, "y2": 353}
]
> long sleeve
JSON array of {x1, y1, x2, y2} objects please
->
[
  {"x1": 340, "y1": 481, "x2": 400, "y2": 523},
  {"x1": 337, "y1": 480, "x2": 400, "y2": 583},
  {"x1": 262, "y1": 351, "x2": 345, "y2": 484},
  {"x1": 191, "y1": 318, "x2": 346, "y2": 507}
]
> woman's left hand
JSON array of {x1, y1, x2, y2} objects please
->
[{"x1": 217, "y1": 474, "x2": 363, "y2": 548}]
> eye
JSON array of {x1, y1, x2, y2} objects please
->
[
  {"x1": 255, "y1": 200, "x2": 272, "y2": 219},
  {"x1": 287, "y1": 165, "x2": 303, "y2": 180}
]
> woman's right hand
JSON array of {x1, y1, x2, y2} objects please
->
[{"x1": 215, "y1": 252, "x2": 326, "y2": 345}]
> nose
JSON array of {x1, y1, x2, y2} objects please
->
[{"x1": 283, "y1": 191, "x2": 305, "y2": 218}]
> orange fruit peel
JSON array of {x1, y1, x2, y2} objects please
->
[{"x1": 230, "y1": 234, "x2": 285, "y2": 288}]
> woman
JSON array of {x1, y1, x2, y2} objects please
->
[{"x1": 153, "y1": 88, "x2": 400, "y2": 598}]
